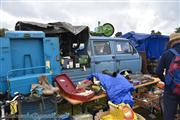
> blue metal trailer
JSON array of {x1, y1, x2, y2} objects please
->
[{"x1": 0, "y1": 31, "x2": 60, "y2": 96}]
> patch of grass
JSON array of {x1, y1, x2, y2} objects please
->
[
  {"x1": 57, "y1": 98, "x2": 107, "y2": 115},
  {"x1": 57, "y1": 98, "x2": 163, "y2": 120}
]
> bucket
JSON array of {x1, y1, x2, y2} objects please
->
[{"x1": 136, "y1": 113, "x2": 146, "y2": 120}]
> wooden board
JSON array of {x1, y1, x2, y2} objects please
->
[
  {"x1": 135, "y1": 77, "x2": 160, "y2": 89},
  {"x1": 60, "y1": 92, "x2": 107, "y2": 105}
]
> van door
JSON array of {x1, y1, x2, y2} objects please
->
[
  {"x1": 91, "y1": 40, "x2": 116, "y2": 73},
  {"x1": 115, "y1": 40, "x2": 141, "y2": 73}
]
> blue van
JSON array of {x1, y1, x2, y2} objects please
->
[{"x1": 62, "y1": 36, "x2": 142, "y2": 83}]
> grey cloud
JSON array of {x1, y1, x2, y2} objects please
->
[{"x1": 0, "y1": 0, "x2": 179, "y2": 35}]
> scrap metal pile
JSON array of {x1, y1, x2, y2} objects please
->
[{"x1": 127, "y1": 74, "x2": 154, "y2": 86}]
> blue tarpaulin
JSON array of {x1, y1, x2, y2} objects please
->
[
  {"x1": 121, "y1": 31, "x2": 169, "y2": 59},
  {"x1": 87, "y1": 73, "x2": 135, "y2": 107}
]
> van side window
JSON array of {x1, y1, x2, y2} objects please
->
[
  {"x1": 93, "y1": 41, "x2": 111, "y2": 55},
  {"x1": 116, "y1": 41, "x2": 133, "y2": 53}
]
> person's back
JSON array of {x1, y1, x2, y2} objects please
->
[{"x1": 156, "y1": 33, "x2": 180, "y2": 120}]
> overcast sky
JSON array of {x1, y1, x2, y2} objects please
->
[{"x1": 0, "y1": 0, "x2": 179, "y2": 35}]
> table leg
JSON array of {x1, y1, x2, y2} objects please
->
[
  {"x1": 71, "y1": 104, "x2": 74, "y2": 115},
  {"x1": 82, "y1": 103, "x2": 85, "y2": 113}
]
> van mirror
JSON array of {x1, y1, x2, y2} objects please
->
[
  {"x1": 73, "y1": 43, "x2": 85, "y2": 50},
  {"x1": 129, "y1": 44, "x2": 136, "y2": 55}
]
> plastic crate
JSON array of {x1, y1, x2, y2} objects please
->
[{"x1": 18, "y1": 96, "x2": 57, "y2": 120}]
